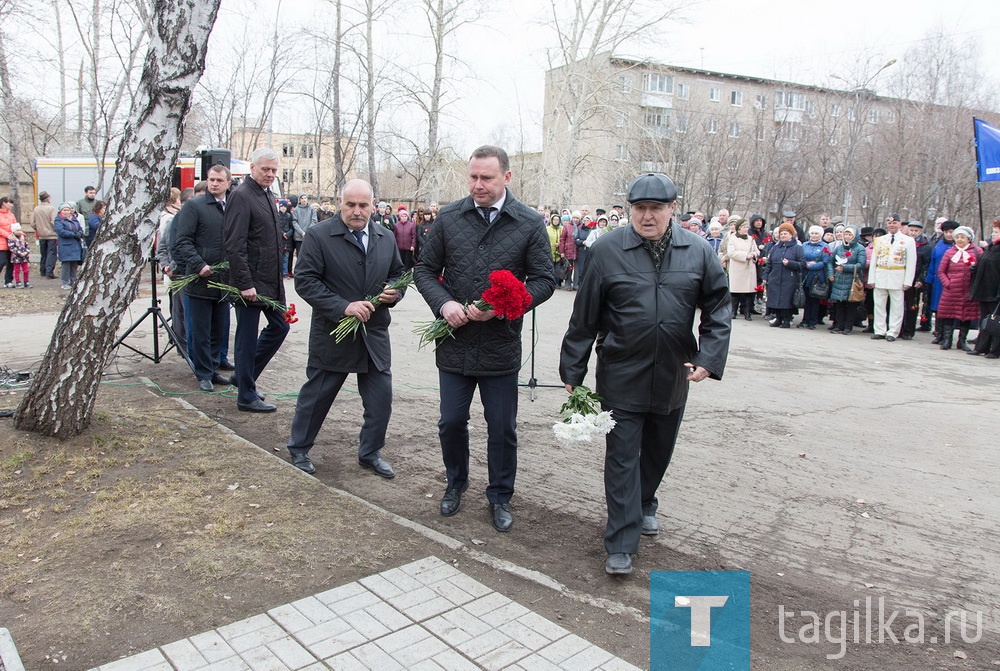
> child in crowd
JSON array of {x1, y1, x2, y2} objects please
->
[{"x1": 8, "y1": 222, "x2": 31, "y2": 288}]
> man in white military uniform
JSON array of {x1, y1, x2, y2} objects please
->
[{"x1": 867, "y1": 216, "x2": 917, "y2": 342}]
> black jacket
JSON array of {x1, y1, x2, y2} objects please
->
[
  {"x1": 171, "y1": 193, "x2": 229, "y2": 300},
  {"x1": 413, "y1": 191, "x2": 555, "y2": 376},
  {"x1": 560, "y1": 224, "x2": 731, "y2": 414},
  {"x1": 223, "y1": 176, "x2": 285, "y2": 305},
  {"x1": 969, "y1": 242, "x2": 1000, "y2": 302},
  {"x1": 913, "y1": 235, "x2": 932, "y2": 286},
  {"x1": 294, "y1": 215, "x2": 406, "y2": 373}
]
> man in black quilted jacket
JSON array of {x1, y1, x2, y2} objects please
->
[{"x1": 414, "y1": 145, "x2": 555, "y2": 533}]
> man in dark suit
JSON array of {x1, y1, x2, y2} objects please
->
[
  {"x1": 172, "y1": 164, "x2": 233, "y2": 392},
  {"x1": 285, "y1": 179, "x2": 406, "y2": 476},
  {"x1": 223, "y1": 147, "x2": 289, "y2": 412},
  {"x1": 413, "y1": 145, "x2": 555, "y2": 533}
]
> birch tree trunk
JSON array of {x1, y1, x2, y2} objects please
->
[{"x1": 14, "y1": 0, "x2": 222, "y2": 438}]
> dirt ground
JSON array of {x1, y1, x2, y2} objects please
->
[{"x1": 1, "y1": 272, "x2": 998, "y2": 670}]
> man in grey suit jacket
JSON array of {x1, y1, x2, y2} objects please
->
[
  {"x1": 285, "y1": 179, "x2": 406, "y2": 476},
  {"x1": 223, "y1": 147, "x2": 289, "y2": 412}
]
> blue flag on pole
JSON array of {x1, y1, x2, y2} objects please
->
[{"x1": 975, "y1": 118, "x2": 1000, "y2": 183}]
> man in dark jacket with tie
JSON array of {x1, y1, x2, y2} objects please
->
[
  {"x1": 223, "y1": 147, "x2": 289, "y2": 412},
  {"x1": 172, "y1": 164, "x2": 234, "y2": 392},
  {"x1": 285, "y1": 179, "x2": 406, "y2": 476},
  {"x1": 414, "y1": 145, "x2": 555, "y2": 533},
  {"x1": 560, "y1": 173, "x2": 732, "y2": 576}
]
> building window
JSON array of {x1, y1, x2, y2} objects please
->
[
  {"x1": 754, "y1": 94, "x2": 767, "y2": 110},
  {"x1": 886, "y1": 110, "x2": 897, "y2": 123},
  {"x1": 643, "y1": 107, "x2": 669, "y2": 127},
  {"x1": 756, "y1": 125, "x2": 766, "y2": 141},
  {"x1": 731, "y1": 90, "x2": 743, "y2": 106},
  {"x1": 676, "y1": 115, "x2": 688, "y2": 133},
  {"x1": 640, "y1": 160, "x2": 669, "y2": 172},
  {"x1": 706, "y1": 118, "x2": 719, "y2": 134},
  {"x1": 282, "y1": 143, "x2": 295, "y2": 157},
  {"x1": 615, "y1": 110, "x2": 628, "y2": 128},
  {"x1": 301, "y1": 144, "x2": 314, "y2": 158},
  {"x1": 709, "y1": 87, "x2": 720, "y2": 102},
  {"x1": 729, "y1": 121, "x2": 741, "y2": 138},
  {"x1": 751, "y1": 185, "x2": 762, "y2": 202},
  {"x1": 868, "y1": 109, "x2": 880, "y2": 123},
  {"x1": 727, "y1": 157, "x2": 739, "y2": 172},
  {"x1": 847, "y1": 106, "x2": 857, "y2": 121},
  {"x1": 831, "y1": 103, "x2": 841, "y2": 117},
  {"x1": 644, "y1": 73, "x2": 673, "y2": 93},
  {"x1": 301, "y1": 169, "x2": 314, "y2": 183},
  {"x1": 615, "y1": 144, "x2": 628, "y2": 161},
  {"x1": 675, "y1": 150, "x2": 686, "y2": 167},
  {"x1": 618, "y1": 75, "x2": 632, "y2": 94},
  {"x1": 774, "y1": 90, "x2": 804, "y2": 110},
  {"x1": 282, "y1": 169, "x2": 293, "y2": 183},
  {"x1": 704, "y1": 185, "x2": 714, "y2": 198},
  {"x1": 805, "y1": 100, "x2": 815, "y2": 117},
  {"x1": 676, "y1": 82, "x2": 689, "y2": 99}
]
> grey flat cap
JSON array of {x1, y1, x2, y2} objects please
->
[
  {"x1": 782, "y1": 210, "x2": 796, "y2": 218},
  {"x1": 626, "y1": 173, "x2": 677, "y2": 204}
]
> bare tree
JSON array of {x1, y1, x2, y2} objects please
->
[
  {"x1": 14, "y1": 0, "x2": 222, "y2": 438},
  {"x1": 542, "y1": 0, "x2": 686, "y2": 206},
  {"x1": 0, "y1": 0, "x2": 24, "y2": 218}
]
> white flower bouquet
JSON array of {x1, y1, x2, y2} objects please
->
[{"x1": 552, "y1": 385, "x2": 616, "y2": 447}]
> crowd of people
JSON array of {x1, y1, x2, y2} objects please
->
[{"x1": 542, "y1": 205, "x2": 1000, "y2": 359}]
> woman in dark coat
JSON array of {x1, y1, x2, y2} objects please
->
[
  {"x1": 968, "y1": 218, "x2": 1000, "y2": 358},
  {"x1": 54, "y1": 202, "x2": 85, "y2": 288},
  {"x1": 762, "y1": 222, "x2": 805, "y2": 328},
  {"x1": 936, "y1": 226, "x2": 981, "y2": 350},
  {"x1": 825, "y1": 225, "x2": 866, "y2": 334}
]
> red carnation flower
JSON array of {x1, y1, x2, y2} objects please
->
[
  {"x1": 283, "y1": 303, "x2": 299, "y2": 323},
  {"x1": 481, "y1": 269, "x2": 533, "y2": 320},
  {"x1": 845, "y1": 251, "x2": 852, "y2": 257},
  {"x1": 823, "y1": 246, "x2": 830, "y2": 253},
  {"x1": 763, "y1": 235, "x2": 772, "y2": 243}
]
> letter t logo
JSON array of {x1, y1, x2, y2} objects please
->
[{"x1": 675, "y1": 595, "x2": 729, "y2": 646}]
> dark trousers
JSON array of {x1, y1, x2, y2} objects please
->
[
  {"x1": 288, "y1": 240, "x2": 302, "y2": 274},
  {"x1": 733, "y1": 293, "x2": 753, "y2": 317},
  {"x1": 288, "y1": 365, "x2": 392, "y2": 461},
  {"x1": 802, "y1": 294, "x2": 821, "y2": 326},
  {"x1": 920, "y1": 284, "x2": 933, "y2": 327},
  {"x1": 0, "y1": 250, "x2": 8, "y2": 285},
  {"x1": 604, "y1": 406, "x2": 685, "y2": 554},
  {"x1": 438, "y1": 370, "x2": 518, "y2": 504},
  {"x1": 169, "y1": 290, "x2": 187, "y2": 355},
  {"x1": 233, "y1": 303, "x2": 290, "y2": 405},
  {"x1": 833, "y1": 301, "x2": 859, "y2": 331},
  {"x1": 901, "y1": 286, "x2": 920, "y2": 337},
  {"x1": 399, "y1": 249, "x2": 414, "y2": 270},
  {"x1": 39, "y1": 239, "x2": 57, "y2": 277},
  {"x1": 186, "y1": 295, "x2": 228, "y2": 381}
]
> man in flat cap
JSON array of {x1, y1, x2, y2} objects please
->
[{"x1": 559, "y1": 173, "x2": 732, "y2": 576}]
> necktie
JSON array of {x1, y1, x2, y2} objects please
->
[
  {"x1": 479, "y1": 206, "x2": 496, "y2": 223},
  {"x1": 890, "y1": 234, "x2": 895, "y2": 245},
  {"x1": 218, "y1": 200, "x2": 225, "y2": 212},
  {"x1": 352, "y1": 229, "x2": 365, "y2": 253}
]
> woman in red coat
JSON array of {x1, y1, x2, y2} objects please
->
[{"x1": 936, "y1": 226, "x2": 981, "y2": 350}]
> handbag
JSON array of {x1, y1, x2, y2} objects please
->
[
  {"x1": 792, "y1": 272, "x2": 806, "y2": 309},
  {"x1": 849, "y1": 267, "x2": 866, "y2": 302},
  {"x1": 983, "y1": 303, "x2": 1000, "y2": 337},
  {"x1": 810, "y1": 274, "x2": 830, "y2": 299}
]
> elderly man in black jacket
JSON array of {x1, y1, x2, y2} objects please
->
[
  {"x1": 560, "y1": 173, "x2": 732, "y2": 575},
  {"x1": 223, "y1": 147, "x2": 289, "y2": 413},
  {"x1": 414, "y1": 145, "x2": 555, "y2": 533},
  {"x1": 172, "y1": 164, "x2": 233, "y2": 392},
  {"x1": 285, "y1": 179, "x2": 406, "y2": 476}
]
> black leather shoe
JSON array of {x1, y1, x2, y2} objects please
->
[
  {"x1": 217, "y1": 360, "x2": 235, "y2": 371},
  {"x1": 605, "y1": 553, "x2": 633, "y2": 575},
  {"x1": 871, "y1": 334, "x2": 886, "y2": 340},
  {"x1": 641, "y1": 515, "x2": 659, "y2": 536},
  {"x1": 885, "y1": 335, "x2": 896, "y2": 342},
  {"x1": 291, "y1": 453, "x2": 315, "y2": 474},
  {"x1": 899, "y1": 334, "x2": 913, "y2": 340},
  {"x1": 237, "y1": 399, "x2": 277, "y2": 413},
  {"x1": 491, "y1": 503, "x2": 513, "y2": 532},
  {"x1": 211, "y1": 373, "x2": 231, "y2": 385},
  {"x1": 198, "y1": 379, "x2": 213, "y2": 392},
  {"x1": 359, "y1": 456, "x2": 395, "y2": 479},
  {"x1": 440, "y1": 483, "x2": 468, "y2": 517}
]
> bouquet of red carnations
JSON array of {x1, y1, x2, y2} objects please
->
[{"x1": 414, "y1": 269, "x2": 532, "y2": 349}]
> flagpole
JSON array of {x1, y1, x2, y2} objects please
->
[{"x1": 973, "y1": 117, "x2": 986, "y2": 241}]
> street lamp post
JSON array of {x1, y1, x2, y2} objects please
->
[{"x1": 831, "y1": 59, "x2": 896, "y2": 227}]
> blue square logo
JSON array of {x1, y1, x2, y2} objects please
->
[{"x1": 650, "y1": 571, "x2": 750, "y2": 670}]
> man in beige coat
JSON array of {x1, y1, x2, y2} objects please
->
[{"x1": 32, "y1": 192, "x2": 58, "y2": 279}]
